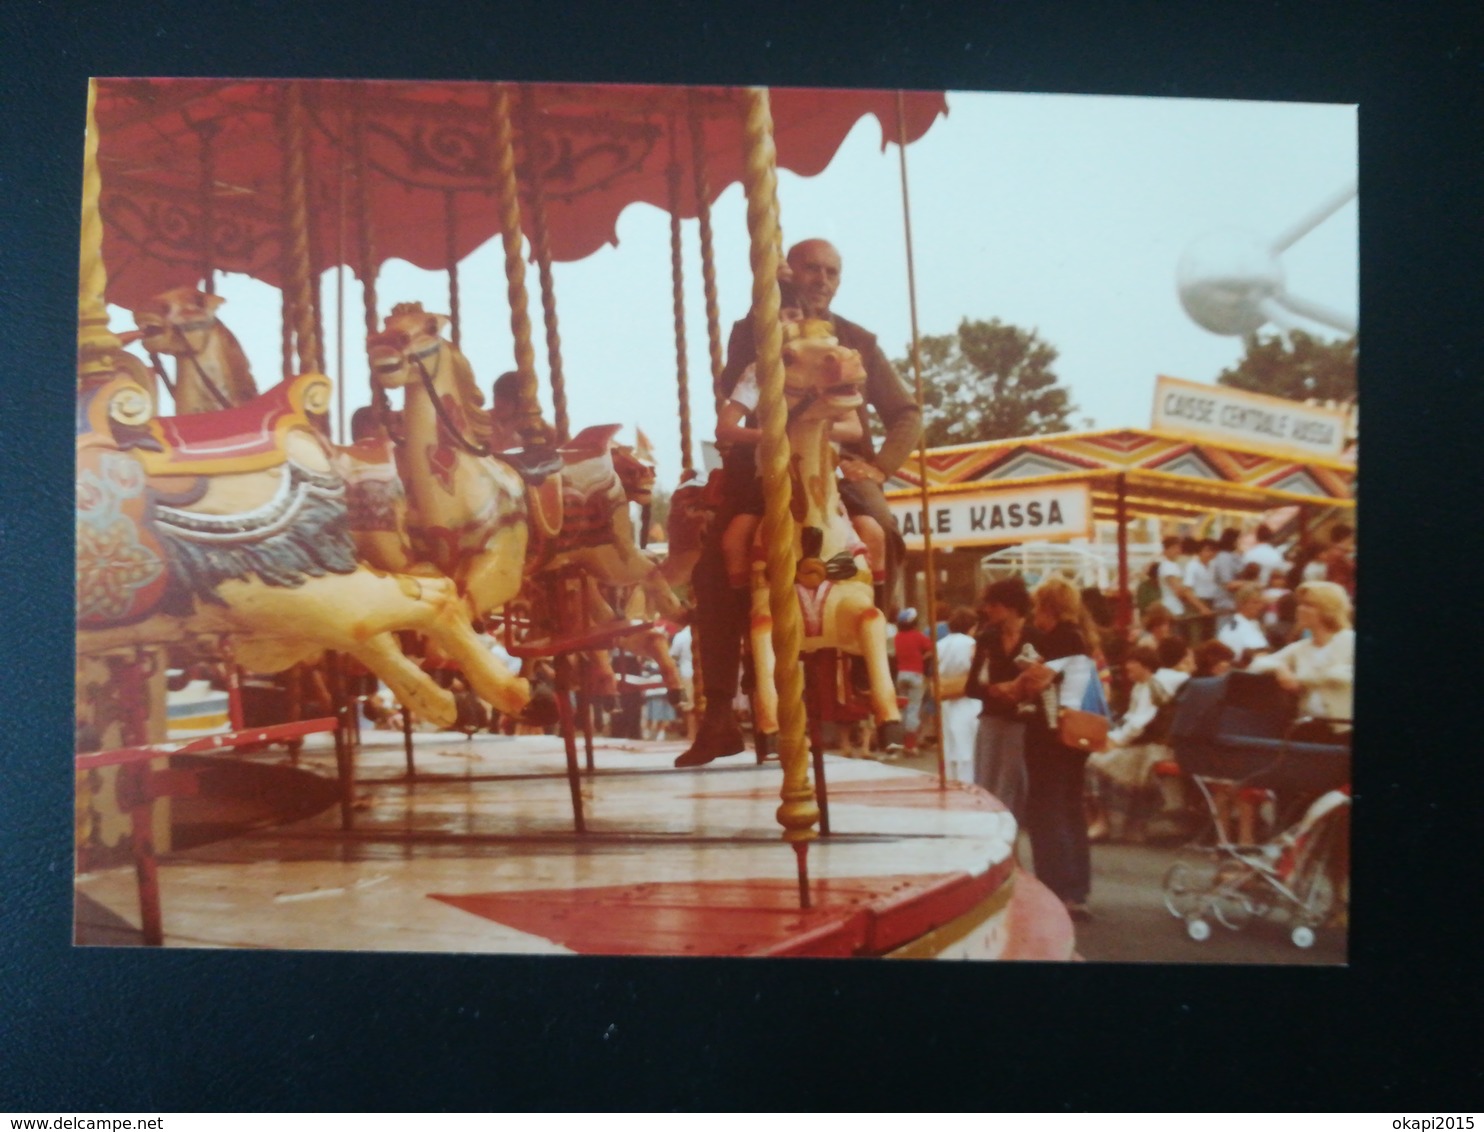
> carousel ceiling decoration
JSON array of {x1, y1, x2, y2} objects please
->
[{"x1": 93, "y1": 79, "x2": 949, "y2": 311}]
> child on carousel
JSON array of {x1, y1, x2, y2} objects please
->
[{"x1": 713, "y1": 281, "x2": 887, "y2": 590}]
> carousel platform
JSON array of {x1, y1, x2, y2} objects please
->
[{"x1": 74, "y1": 731, "x2": 1075, "y2": 960}]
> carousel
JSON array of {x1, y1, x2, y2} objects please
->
[{"x1": 73, "y1": 78, "x2": 1074, "y2": 958}]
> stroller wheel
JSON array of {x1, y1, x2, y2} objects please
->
[
  {"x1": 1186, "y1": 918, "x2": 1212, "y2": 942},
  {"x1": 1162, "y1": 863, "x2": 1204, "y2": 920},
  {"x1": 1291, "y1": 925, "x2": 1316, "y2": 949}
]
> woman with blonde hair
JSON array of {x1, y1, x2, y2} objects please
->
[
  {"x1": 1016, "y1": 575, "x2": 1103, "y2": 920},
  {"x1": 1248, "y1": 580, "x2": 1354, "y2": 727}
]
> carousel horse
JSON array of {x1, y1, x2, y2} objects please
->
[
  {"x1": 368, "y1": 304, "x2": 682, "y2": 625},
  {"x1": 368, "y1": 304, "x2": 531, "y2": 623},
  {"x1": 746, "y1": 327, "x2": 902, "y2": 745},
  {"x1": 132, "y1": 288, "x2": 259, "y2": 414},
  {"x1": 576, "y1": 434, "x2": 684, "y2": 704},
  {"x1": 75, "y1": 370, "x2": 531, "y2": 729},
  {"x1": 660, "y1": 472, "x2": 719, "y2": 591}
]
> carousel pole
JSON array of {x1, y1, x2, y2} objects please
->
[
  {"x1": 279, "y1": 81, "x2": 322, "y2": 375},
  {"x1": 895, "y1": 91, "x2": 945, "y2": 788},
  {"x1": 520, "y1": 85, "x2": 570, "y2": 445},
  {"x1": 1115, "y1": 474, "x2": 1132, "y2": 631},
  {"x1": 336, "y1": 95, "x2": 349, "y2": 443},
  {"x1": 687, "y1": 90, "x2": 726, "y2": 411},
  {"x1": 686, "y1": 90, "x2": 724, "y2": 722},
  {"x1": 444, "y1": 190, "x2": 462, "y2": 351},
  {"x1": 351, "y1": 93, "x2": 388, "y2": 418},
  {"x1": 78, "y1": 79, "x2": 125, "y2": 385},
  {"x1": 740, "y1": 87, "x2": 819, "y2": 907},
  {"x1": 194, "y1": 118, "x2": 219, "y2": 296},
  {"x1": 489, "y1": 84, "x2": 546, "y2": 447},
  {"x1": 666, "y1": 116, "x2": 695, "y2": 477}
]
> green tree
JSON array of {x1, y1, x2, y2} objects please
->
[
  {"x1": 1217, "y1": 330, "x2": 1357, "y2": 403},
  {"x1": 894, "y1": 318, "x2": 1078, "y2": 446}
]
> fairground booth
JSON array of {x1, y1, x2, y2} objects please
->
[{"x1": 886, "y1": 376, "x2": 1357, "y2": 624}]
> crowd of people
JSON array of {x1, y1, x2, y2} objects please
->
[{"x1": 877, "y1": 520, "x2": 1356, "y2": 922}]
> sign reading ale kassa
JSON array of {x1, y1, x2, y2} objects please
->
[
  {"x1": 1151, "y1": 375, "x2": 1348, "y2": 460},
  {"x1": 889, "y1": 482, "x2": 1093, "y2": 549}
]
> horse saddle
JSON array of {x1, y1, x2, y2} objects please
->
[
  {"x1": 494, "y1": 444, "x2": 564, "y2": 485},
  {"x1": 82, "y1": 373, "x2": 333, "y2": 478}
]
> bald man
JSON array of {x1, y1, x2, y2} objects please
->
[{"x1": 676, "y1": 238, "x2": 920, "y2": 766}]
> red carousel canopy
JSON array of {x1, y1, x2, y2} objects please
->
[{"x1": 93, "y1": 79, "x2": 949, "y2": 311}]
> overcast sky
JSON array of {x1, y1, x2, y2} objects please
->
[{"x1": 114, "y1": 89, "x2": 1357, "y2": 489}]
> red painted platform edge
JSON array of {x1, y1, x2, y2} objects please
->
[
  {"x1": 755, "y1": 857, "x2": 1016, "y2": 959},
  {"x1": 999, "y1": 868, "x2": 1079, "y2": 962},
  {"x1": 860, "y1": 856, "x2": 1017, "y2": 955},
  {"x1": 754, "y1": 908, "x2": 872, "y2": 958}
]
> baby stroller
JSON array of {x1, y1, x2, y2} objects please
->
[{"x1": 1160, "y1": 671, "x2": 1351, "y2": 948}]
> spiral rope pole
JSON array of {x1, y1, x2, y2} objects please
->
[
  {"x1": 740, "y1": 87, "x2": 819, "y2": 907},
  {"x1": 667, "y1": 118, "x2": 695, "y2": 477},
  {"x1": 519, "y1": 86, "x2": 569, "y2": 445},
  {"x1": 279, "y1": 82, "x2": 322, "y2": 376},
  {"x1": 489, "y1": 84, "x2": 545, "y2": 446},
  {"x1": 684, "y1": 90, "x2": 723, "y2": 720},
  {"x1": 78, "y1": 80, "x2": 124, "y2": 386},
  {"x1": 687, "y1": 92, "x2": 726, "y2": 411},
  {"x1": 895, "y1": 90, "x2": 945, "y2": 789},
  {"x1": 335, "y1": 94, "x2": 348, "y2": 443},
  {"x1": 195, "y1": 118, "x2": 218, "y2": 296},
  {"x1": 351, "y1": 94, "x2": 388, "y2": 418}
]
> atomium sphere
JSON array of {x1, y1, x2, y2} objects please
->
[{"x1": 1177, "y1": 228, "x2": 1287, "y2": 336}]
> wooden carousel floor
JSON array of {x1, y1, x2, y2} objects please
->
[{"x1": 74, "y1": 731, "x2": 1074, "y2": 960}]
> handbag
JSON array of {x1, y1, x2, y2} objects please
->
[
  {"x1": 1058, "y1": 707, "x2": 1111, "y2": 753},
  {"x1": 1053, "y1": 655, "x2": 1111, "y2": 753}
]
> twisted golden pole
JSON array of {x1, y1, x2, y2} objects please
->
[
  {"x1": 195, "y1": 118, "x2": 218, "y2": 296},
  {"x1": 740, "y1": 87, "x2": 819, "y2": 884},
  {"x1": 666, "y1": 118, "x2": 694, "y2": 477},
  {"x1": 352, "y1": 95, "x2": 379, "y2": 343},
  {"x1": 351, "y1": 93, "x2": 388, "y2": 416},
  {"x1": 78, "y1": 79, "x2": 124, "y2": 386},
  {"x1": 279, "y1": 82, "x2": 321, "y2": 375},
  {"x1": 687, "y1": 91, "x2": 725, "y2": 410},
  {"x1": 520, "y1": 85, "x2": 569, "y2": 444},
  {"x1": 489, "y1": 84, "x2": 545, "y2": 446}
]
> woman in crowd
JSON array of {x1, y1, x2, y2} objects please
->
[
  {"x1": 1217, "y1": 582, "x2": 1272, "y2": 665},
  {"x1": 934, "y1": 607, "x2": 982, "y2": 784},
  {"x1": 966, "y1": 578, "x2": 1035, "y2": 824},
  {"x1": 1135, "y1": 601, "x2": 1175, "y2": 653},
  {"x1": 1085, "y1": 645, "x2": 1163, "y2": 842},
  {"x1": 1248, "y1": 580, "x2": 1355, "y2": 731},
  {"x1": 1194, "y1": 638, "x2": 1236, "y2": 679},
  {"x1": 1018, "y1": 577, "x2": 1101, "y2": 921}
]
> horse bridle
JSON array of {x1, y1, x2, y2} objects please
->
[
  {"x1": 146, "y1": 313, "x2": 234, "y2": 411},
  {"x1": 410, "y1": 342, "x2": 493, "y2": 458}
]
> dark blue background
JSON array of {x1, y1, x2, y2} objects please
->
[{"x1": 3, "y1": 0, "x2": 1480, "y2": 1110}]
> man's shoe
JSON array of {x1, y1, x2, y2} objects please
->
[
  {"x1": 877, "y1": 720, "x2": 905, "y2": 756},
  {"x1": 674, "y1": 718, "x2": 747, "y2": 767}
]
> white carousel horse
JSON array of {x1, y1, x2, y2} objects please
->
[
  {"x1": 746, "y1": 328, "x2": 902, "y2": 742},
  {"x1": 75, "y1": 370, "x2": 530, "y2": 728},
  {"x1": 132, "y1": 288, "x2": 259, "y2": 414}
]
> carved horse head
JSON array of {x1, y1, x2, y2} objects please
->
[
  {"x1": 133, "y1": 287, "x2": 226, "y2": 359},
  {"x1": 781, "y1": 331, "x2": 867, "y2": 424}
]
